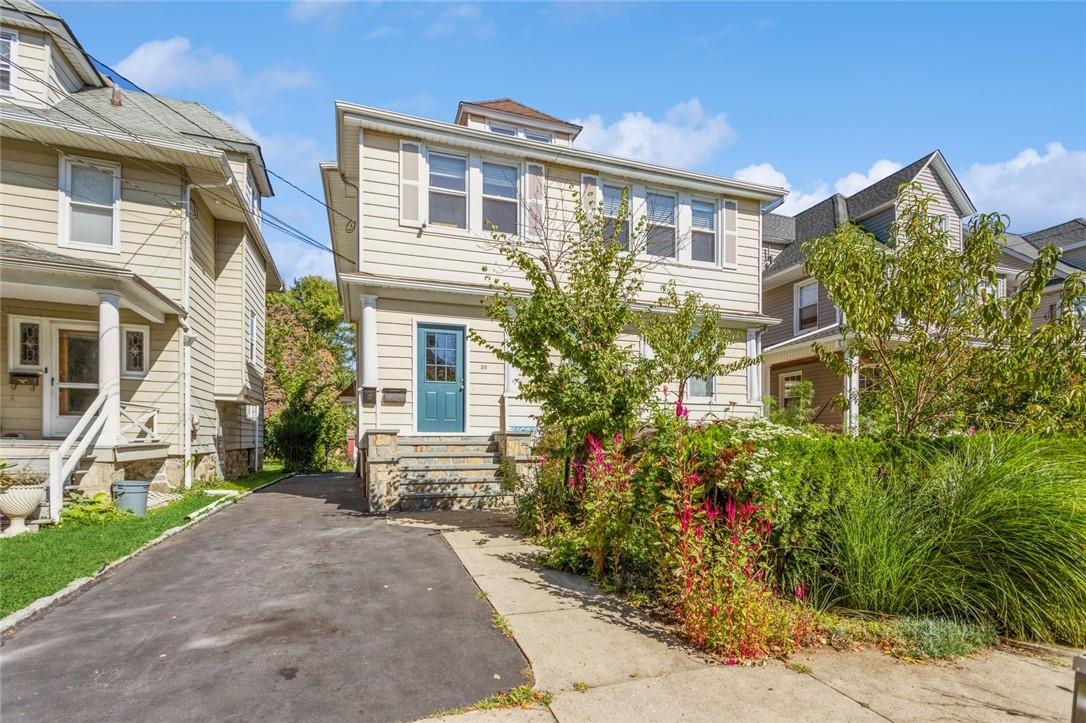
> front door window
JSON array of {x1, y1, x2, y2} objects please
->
[{"x1": 57, "y1": 328, "x2": 98, "y2": 417}]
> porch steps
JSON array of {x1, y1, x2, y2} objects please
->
[{"x1": 395, "y1": 435, "x2": 511, "y2": 511}]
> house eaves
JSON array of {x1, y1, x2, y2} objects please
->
[
  {"x1": 0, "y1": 0, "x2": 104, "y2": 88},
  {"x1": 335, "y1": 101, "x2": 787, "y2": 203}
]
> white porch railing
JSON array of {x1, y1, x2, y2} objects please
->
[
  {"x1": 121, "y1": 402, "x2": 160, "y2": 443},
  {"x1": 47, "y1": 392, "x2": 108, "y2": 522}
]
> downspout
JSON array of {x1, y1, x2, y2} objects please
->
[{"x1": 181, "y1": 184, "x2": 193, "y2": 489}]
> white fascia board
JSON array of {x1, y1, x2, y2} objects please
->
[{"x1": 336, "y1": 102, "x2": 786, "y2": 203}]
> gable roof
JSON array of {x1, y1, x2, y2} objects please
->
[
  {"x1": 763, "y1": 150, "x2": 978, "y2": 281},
  {"x1": 1, "y1": 0, "x2": 104, "y2": 87},
  {"x1": 763, "y1": 213, "x2": 795, "y2": 243}
]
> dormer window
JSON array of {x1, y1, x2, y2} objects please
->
[
  {"x1": 0, "y1": 30, "x2": 17, "y2": 94},
  {"x1": 486, "y1": 122, "x2": 554, "y2": 144}
]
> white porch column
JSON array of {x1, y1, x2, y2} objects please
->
[
  {"x1": 361, "y1": 295, "x2": 378, "y2": 390},
  {"x1": 843, "y1": 350, "x2": 860, "y2": 436},
  {"x1": 746, "y1": 329, "x2": 763, "y2": 406},
  {"x1": 97, "y1": 291, "x2": 123, "y2": 446}
]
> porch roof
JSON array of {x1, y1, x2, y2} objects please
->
[{"x1": 0, "y1": 240, "x2": 184, "y2": 323}]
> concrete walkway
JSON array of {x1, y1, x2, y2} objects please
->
[
  {"x1": 395, "y1": 511, "x2": 1075, "y2": 723},
  {"x1": 2, "y1": 475, "x2": 529, "y2": 723}
]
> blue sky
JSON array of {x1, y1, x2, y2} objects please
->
[{"x1": 52, "y1": 1, "x2": 1086, "y2": 284}]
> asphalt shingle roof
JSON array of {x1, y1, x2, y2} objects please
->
[
  {"x1": 1, "y1": 0, "x2": 59, "y2": 20},
  {"x1": 0, "y1": 239, "x2": 123, "y2": 271},
  {"x1": 763, "y1": 213, "x2": 795, "y2": 242},
  {"x1": 1024, "y1": 219, "x2": 1086, "y2": 251},
  {"x1": 2, "y1": 87, "x2": 257, "y2": 150},
  {"x1": 462, "y1": 97, "x2": 580, "y2": 128},
  {"x1": 845, "y1": 152, "x2": 936, "y2": 220}
]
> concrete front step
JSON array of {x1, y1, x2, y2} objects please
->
[
  {"x1": 398, "y1": 435, "x2": 498, "y2": 455},
  {"x1": 398, "y1": 491, "x2": 513, "y2": 511},
  {"x1": 399, "y1": 451, "x2": 499, "y2": 467},
  {"x1": 400, "y1": 464, "x2": 501, "y2": 480},
  {"x1": 401, "y1": 477, "x2": 505, "y2": 495}
]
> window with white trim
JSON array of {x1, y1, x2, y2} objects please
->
[
  {"x1": 645, "y1": 191, "x2": 676, "y2": 258},
  {"x1": 245, "y1": 404, "x2": 260, "y2": 422},
  {"x1": 245, "y1": 311, "x2": 257, "y2": 364},
  {"x1": 523, "y1": 130, "x2": 552, "y2": 144},
  {"x1": 122, "y1": 325, "x2": 149, "y2": 377},
  {"x1": 690, "y1": 198, "x2": 717, "y2": 263},
  {"x1": 487, "y1": 122, "x2": 553, "y2": 144},
  {"x1": 247, "y1": 168, "x2": 260, "y2": 217},
  {"x1": 481, "y1": 161, "x2": 518, "y2": 234},
  {"x1": 687, "y1": 374, "x2": 714, "y2": 399},
  {"x1": 489, "y1": 124, "x2": 516, "y2": 137},
  {"x1": 602, "y1": 183, "x2": 629, "y2": 250},
  {"x1": 427, "y1": 151, "x2": 467, "y2": 229},
  {"x1": 0, "y1": 30, "x2": 16, "y2": 94},
  {"x1": 8, "y1": 316, "x2": 42, "y2": 371},
  {"x1": 61, "y1": 156, "x2": 120, "y2": 251},
  {"x1": 780, "y1": 371, "x2": 803, "y2": 409},
  {"x1": 795, "y1": 281, "x2": 818, "y2": 333}
]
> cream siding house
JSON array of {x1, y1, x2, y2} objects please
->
[
  {"x1": 322, "y1": 98, "x2": 784, "y2": 511},
  {"x1": 759, "y1": 149, "x2": 1080, "y2": 430},
  {"x1": 0, "y1": 0, "x2": 281, "y2": 521}
]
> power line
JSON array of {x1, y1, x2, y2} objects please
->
[{"x1": 2, "y1": 57, "x2": 357, "y2": 268}]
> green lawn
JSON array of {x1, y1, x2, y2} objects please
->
[
  {"x1": 0, "y1": 464, "x2": 288, "y2": 619},
  {"x1": 197, "y1": 461, "x2": 286, "y2": 493}
]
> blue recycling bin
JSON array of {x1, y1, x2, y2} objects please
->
[{"x1": 114, "y1": 480, "x2": 150, "y2": 516}]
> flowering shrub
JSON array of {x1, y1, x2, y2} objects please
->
[
  {"x1": 649, "y1": 400, "x2": 814, "y2": 660},
  {"x1": 579, "y1": 433, "x2": 636, "y2": 578}
]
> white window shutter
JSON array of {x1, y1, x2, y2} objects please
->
[
  {"x1": 399, "y1": 141, "x2": 423, "y2": 227},
  {"x1": 524, "y1": 163, "x2": 545, "y2": 239},
  {"x1": 723, "y1": 198, "x2": 738, "y2": 266},
  {"x1": 580, "y1": 174, "x2": 599, "y2": 213}
]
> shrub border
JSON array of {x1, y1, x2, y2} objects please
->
[{"x1": 0, "y1": 473, "x2": 293, "y2": 633}]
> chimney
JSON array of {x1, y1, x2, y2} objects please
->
[{"x1": 111, "y1": 84, "x2": 122, "y2": 107}]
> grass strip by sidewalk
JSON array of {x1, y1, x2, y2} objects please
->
[{"x1": 0, "y1": 466, "x2": 287, "y2": 619}]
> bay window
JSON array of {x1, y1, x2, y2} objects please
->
[
  {"x1": 427, "y1": 152, "x2": 467, "y2": 229},
  {"x1": 481, "y1": 161, "x2": 518, "y2": 234},
  {"x1": 690, "y1": 199, "x2": 717, "y2": 263},
  {"x1": 645, "y1": 191, "x2": 676, "y2": 258},
  {"x1": 61, "y1": 156, "x2": 121, "y2": 251}
]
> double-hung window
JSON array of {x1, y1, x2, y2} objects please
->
[
  {"x1": 482, "y1": 161, "x2": 518, "y2": 235},
  {"x1": 489, "y1": 124, "x2": 517, "y2": 137},
  {"x1": 428, "y1": 152, "x2": 468, "y2": 229},
  {"x1": 602, "y1": 183, "x2": 629, "y2": 249},
  {"x1": 687, "y1": 374, "x2": 714, "y2": 399},
  {"x1": 61, "y1": 156, "x2": 121, "y2": 251},
  {"x1": 0, "y1": 30, "x2": 16, "y2": 94},
  {"x1": 795, "y1": 281, "x2": 818, "y2": 333},
  {"x1": 690, "y1": 199, "x2": 717, "y2": 263},
  {"x1": 780, "y1": 372, "x2": 803, "y2": 409},
  {"x1": 524, "y1": 130, "x2": 552, "y2": 144},
  {"x1": 645, "y1": 191, "x2": 676, "y2": 258}
]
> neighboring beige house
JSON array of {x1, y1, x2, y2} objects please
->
[
  {"x1": 760, "y1": 150, "x2": 1081, "y2": 430},
  {"x1": 321, "y1": 97, "x2": 784, "y2": 510},
  {"x1": 0, "y1": 0, "x2": 281, "y2": 520},
  {"x1": 1020, "y1": 219, "x2": 1086, "y2": 327}
]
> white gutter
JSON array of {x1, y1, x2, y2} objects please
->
[{"x1": 337, "y1": 102, "x2": 786, "y2": 203}]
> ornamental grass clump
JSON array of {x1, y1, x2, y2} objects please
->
[{"x1": 823, "y1": 434, "x2": 1086, "y2": 645}]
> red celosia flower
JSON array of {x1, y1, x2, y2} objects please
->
[
  {"x1": 675, "y1": 398, "x2": 689, "y2": 420},
  {"x1": 794, "y1": 584, "x2": 808, "y2": 601}
]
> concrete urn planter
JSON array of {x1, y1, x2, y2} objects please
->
[{"x1": 0, "y1": 485, "x2": 46, "y2": 536}]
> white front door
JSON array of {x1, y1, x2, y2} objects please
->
[{"x1": 46, "y1": 321, "x2": 99, "y2": 437}]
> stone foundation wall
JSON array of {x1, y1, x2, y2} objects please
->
[
  {"x1": 363, "y1": 430, "x2": 400, "y2": 513},
  {"x1": 221, "y1": 449, "x2": 255, "y2": 479},
  {"x1": 75, "y1": 451, "x2": 220, "y2": 495}
]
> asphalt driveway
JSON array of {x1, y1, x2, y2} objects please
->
[{"x1": 0, "y1": 474, "x2": 530, "y2": 722}]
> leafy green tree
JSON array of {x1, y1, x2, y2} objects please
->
[
  {"x1": 264, "y1": 276, "x2": 354, "y2": 471},
  {"x1": 471, "y1": 187, "x2": 656, "y2": 466},
  {"x1": 641, "y1": 280, "x2": 753, "y2": 403},
  {"x1": 804, "y1": 184, "x2": 1086, "y2": 435}
]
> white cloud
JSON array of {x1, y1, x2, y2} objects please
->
[
  {"x1": 964, "y1": 143, "x2": 1086, "y2": 232},
  {"x1": 425, "y1": 4, "x2": 494, "y2": 38},
  {"x1": 833, "y1": 159, "x2": 903, "y2": 196},
  {"x1": 115, "y1": 36, "x2": 238, "y2": 92},
  {"x1": 116, "y1": 38, "x2": 315, "y2": 102},
  {"x1": 573, "y1": 99, "x2": 736, "y2": 169},
  {"x1": 364, "y1": 25, "x2": 396, "y2": 40},
  {"x1": 287, "y1": 0, "x2": 348, "y2": 24},
  {"x1": 735, "y1": 158, "x2": 902, "y2": 216}
]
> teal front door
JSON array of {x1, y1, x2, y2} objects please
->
[{"x1": 417, "y1": 324, "x2": 465, "y2": 433}]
